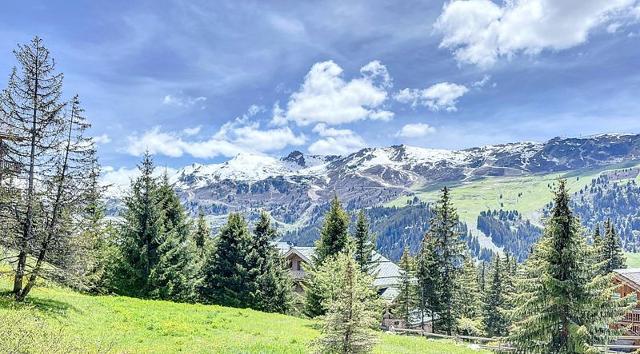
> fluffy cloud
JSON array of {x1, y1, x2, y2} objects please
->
[
  {"x1": 182, "y1": 126, "x2": 202, "y2": 136},
  {"x1": 162, "y1": 93, "x2": 207, "y2": 108},
  {"x1": 276, "y1": 60, "x2": 394, "y2": 126},
  {"x1": 92, "y1": 134, "x2": 111, "y2": 145},
  {"x1": 308, "y1": 123, "x2": 366, "y2": 155},
  {"x1": 395, "y1": 123, "x2": 437, "y2": 138},
  {"x1": 435, "y1": 0, "x2": 639, "y2": 67},
  {"x1": 395, "y1": 82, "x2": 469, "y2": 112},
  {"x1": 126, "y1": 118, "x2": 305, "y2": 159}
]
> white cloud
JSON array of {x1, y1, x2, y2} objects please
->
[
  {"x1": 395, "y1": 82, "x2": 469, "y2": 112},
  {"x1": 395, "y1": 123, "x2": 437, "y2": 138},
  {"x1": 308, "y1": 123, "x2": 366, "y2": 155},
  {"x1": 276, "y1": 60, "x2": 393, "y2": 126},
  {"x1": 126, "y1": 120, "x2": 305, "y2": 159},
  {"x1": 435, "y1": 0, "x2": 639, "y2": 67},
  {"x1": 162, "y1": 93, "x2": 207, "y2": 108},
  {"x1": 472, "y1": 75, "x2": 491, "y2": 88},
  {"x1": 101, "y1": 165, "x2": 179, "y2": 196},
  {"x1": 182, "y1": 126, "x2": 202, "y2": 136},
  {"x1": 92, "y1": 134, "x2": 111, "y2": 145}
]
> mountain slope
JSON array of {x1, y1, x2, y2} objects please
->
[{"x1": 106, "y1": 133, "x2": 640, "y2": 260}]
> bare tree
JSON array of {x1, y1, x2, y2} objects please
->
[{"x1": 0, "y1": 37, "x2": 95, "y2": 301}]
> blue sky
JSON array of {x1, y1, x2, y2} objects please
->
[{"x1": 2, "y1": 0, "x2": 640, "y2": 177}]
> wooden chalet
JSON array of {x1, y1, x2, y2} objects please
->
[
  {"x1": 613, "y1": 269, "x2": 640, "y2": 336},
  {"x1": 275, "y1": 242, "x2": 403, "y2": 302}
]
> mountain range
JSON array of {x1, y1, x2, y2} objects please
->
[{"x1": 106, "y1": 133, "x2": 640, "y2": 260}]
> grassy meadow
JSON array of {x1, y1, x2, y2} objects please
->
[
  {"x1": 0, "y1": 271, "x2": 486, "y2": 354},
  {"x1": 387, "y1": 162, "x2": 640, "y2": 228}
]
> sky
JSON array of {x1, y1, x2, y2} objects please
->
[{"x1": 1, "y1": 0, "x2": 640, "y2": 180}]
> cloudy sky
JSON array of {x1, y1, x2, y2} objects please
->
[{"x1": 2, "y1": 0, "x2": 640, "y2": 177}]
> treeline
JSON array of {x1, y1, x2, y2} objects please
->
[
  {"x1": 477, "y1": 209, "x2": 542, "y2": 262},
  {"x1": 91, "y1": 154, "x2": 294, "y2": 313},
  {"x1": 392, "y1": 181, "x2": 630, "y2": 352},
  {"x1": 567, "y1": 174, "x2": 640, "y2": 251}
]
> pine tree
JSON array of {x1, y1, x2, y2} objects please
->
[
  {"x1": 353, "y1": 210, "x2": 376, "y2": 273},
  {"x1": 198, "y1": 213, "x2": 252, "y2": 307},
  {"x1": 246, "y1": 211, "x2": 293, "y2": 313},
  {"x1": 148, "y1": 174, "x2": 196, "y2": 301},
  {"x1": 456, "y1": 253, "x2": 483, "y2": 335},
  {"x1": 510, "y1": 179, "x2": 629, "y2": 353},
  {"x1": 395, "y1": 246, "x2": 417, "y2": 325},
  {"x1": 429, "y1": 186, "x2": 465, "y2": 335},
  {"x1": 416, "y1": 232, "x2": 441, "y2": 333},
  {"x1": 0, "y1": 37, "x2": 68, "y2": 300},
  {"x1": 315, "y1": 195, "x2": 350, "y2": 265},
  {"x1": 306, "y1": 196, "x2": 351, "y2": 317},
  {"x1": 315, "y1": 251, "x2": 381, "y2": 354},
  {"x1": 113, "y1": 153, "x2": 165, "y2": 297},
  {"x1": 599, "y1": 218, "x2": 626, "y2": 274},
  {"x1": 193, "y1": 210, "x2": 211, "y2": 259},
  {"x1": 482, "y1": 255, "x2": 508, "y2": 337}
]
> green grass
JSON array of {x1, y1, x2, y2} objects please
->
[
  {"x1": 0, "y1": 272, "x2": 486, "y2": 353},
  {"x1": 387, "y1": 162, "x2": 640, "y2": 228},
  {"x1": 625, "y1": 252, "x2": 640, "y2": 268}
]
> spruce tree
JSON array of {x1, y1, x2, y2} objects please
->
[
  {"x1": 148, "y1": 174, "x2": 196, "y2": 301},
  {"x1": 456, "y1": 253, "x2": 483, "y2": 335},
  {"x1": 193, "y1": 210, "x2": 211, "y2": 259},
  {"x1": 315, "y1": 251, "x2": 381, "y2": 354},
  {"x1": 510, "y1": 180, "x2": 628, "y2": 353},
  {"x1": 599, "y1": 218, "x2": 626, "y2": 274},
  {"x1": 416, "y1": 232, "x2": 441, "y2": 333},
  {"x1": 246, "y1": 211, "x2": 293, "y2": 313},
  {"x1": 429, "y1": 186, "x2": 465, "y2": 335},
  {"x1": 315, "y1": 195, "x2": 350, "y2": 264},
  {"x1": 395, "y1": 246, "x2": 417, "y2": 325},
  {"x1": 0, "y1": 37, "x2": 67, "y2": 300},
  {"x1": 198, "y1": 213, "x2": 252, "y2": 307},
  {"x1": 482, "y1": 255, "x2": 508, "y2": 337},
  {"x1": 353, "y1": 210, "x2": 376, "y2": 273},
  {"x1": 306, "y1": 196, "x2": 350, "y2": 317},
  {"x1": 114, "y1": 153, "x2": 165, "y2": 297}
]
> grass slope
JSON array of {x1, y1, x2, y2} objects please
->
[
  {"x1": 625, "y1": 252, "x2": 640, "y2": 268},
  {"x1": 0, "y1": 274, "x2": 485, "y2": 354},
  {"x1": 387, "y1": 162, "x2": 640, "y2": 228}
]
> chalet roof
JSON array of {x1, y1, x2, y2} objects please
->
[
  {"x1": 614, "y1": 268, "x2": 640, "y2": 290},
  {"x1": 276, "y1": 243, "x2": 402, "y2": 288}
]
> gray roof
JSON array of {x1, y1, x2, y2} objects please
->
[
  {"x1": 614, "y1": 268, "x2": 640, "y2": 288},
  {"x1": 277, "y1": 244, "x2": 401, "y2": 290}
]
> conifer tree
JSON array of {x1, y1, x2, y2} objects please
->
[
  {"x1": 429, "y1": 186, "x2": 465, "y2": 335},
  {"x1": 599, "y1": 218, "x2": 626, "y2": 274},
  {"x1": 395, "y1": 246, "x2": 417, "y2": 325},
  {"x1": 315, "y1": 195, "x2": 350, "y2": 265},
  {"x1": 510, "y1": 180, "x2": 628, "y2": 353},
  {"x1": 198, "y1": 213, "x2": 252, "y2": 307},
  {"x1": 148, "y1": 174, "x2": 196, "y2": 301},
  {"x1": 306, "y1": 196, "x2": 351, "y2": 317},
  {"x1": 246, "y1": 211, "x2": 293, "y2": 313},
  {"x1": 114, "y1": 153, "x2": 165, "y2": 297},
  {"x1": 315, "y1": 251, "x2": 381, "y2": 354},
  {"x1": 482, "y1": 255, "x2": 508, "y2": 337},
  {"x1": 0, "y1": 37, "x2": 69, "y2": 300},
  {"x1": 193, "y1": 210, "x2": 211, "y2": 259},
  {"x1": 416, "y1": 232, "x2": 441, "y2": 333},
  {"x1": 456, "y1": 253, "x2": 483, "y2": 335},
  {"x1": 353, "y1": 210, "x2": 376, "y2": 273}
]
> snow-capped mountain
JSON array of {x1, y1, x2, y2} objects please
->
[{"x1": 106, "y1": 133, "x2": 640, "y2": 233}]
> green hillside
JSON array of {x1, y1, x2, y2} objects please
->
[
  {"x1": 0, "y1": 274, "x2": 485, "y2": 354},
  {"x1": 387, "y1": 162, "x2": 640, "y2": 228}
]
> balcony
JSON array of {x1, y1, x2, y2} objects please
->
[
  {"x1": 290, "y1": 270, "x2": 306, "y2": 280},
  {"x1": 0, "y1": 159, "x2": 21, "y2": 173},
  {"x1": 622, "y1": 309, "x2": 640, "y2": 324}
]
